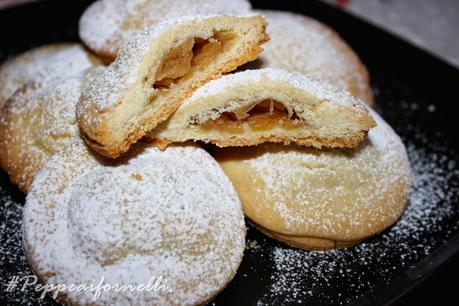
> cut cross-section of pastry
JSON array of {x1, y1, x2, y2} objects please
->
[
  {"x1": 77, "y1": 15, "x2": 268, "y2": 158},
  {"x1": 149, "y1": 68, "x2": 376, "y2": 149}
]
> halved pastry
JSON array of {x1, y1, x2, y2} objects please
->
[
  {"x1": 149, "y1": 69, "x2": 376, "y2": 149},
  {"x1": 77, "y1": 15, "x2": 268, "y2": 158}
]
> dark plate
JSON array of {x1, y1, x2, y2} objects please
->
[{"x1": 1, "y1": 0, "x2": 459, "y2": 305}]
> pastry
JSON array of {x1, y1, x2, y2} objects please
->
[
  {"x1": 79, "y1": 0, "x2": 252, "y2": 59},
  {"x1": 246, "y1": 10, "x2": 374, "y2": 105},
  {"x1": 23, "y1": 141, "x2": 245, "y2": 305},
  {"x1": 0, "y1": 67, "x2": 103, "y2": 193},
  {"x1": 150, "y1": 68, "x2": 376, "y2": 149},
  {"x1": 212, "y1": 110, "x2": 411, "y2": 250},
  {"x1": 77, "y1": 15, "x2": 268, "y2": 158},
  {"x1": 0, "y1": 43, "x2": 101, "y2": 109}
]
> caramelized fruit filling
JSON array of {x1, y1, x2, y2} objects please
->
[
  {"x1": 153, "y1": 31, "x2": 233, "y2": 89},
  {"x1": 200, "y1": 100, "x2": 302, "y2": 134}
]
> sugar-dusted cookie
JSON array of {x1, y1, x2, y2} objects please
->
[
  {"x1": 23, "y1": 141, "x2": 245, "y2": 305},
  {"x1": 213, "y1": 110, "x2": 410, "y2": 250},
  {"x1": 77, "y1": 15, "x2": 268, "y2": 158},
  {"x1": 79, "y1": 0, "x2": 252, "y2": 59},
  {"x1": 249, "y1": 10, "x2": 374, "y2": 105},
  {"x1": 0, "y1": 43, "x2": 101, "y2": 109},
  {"x1": 0, "y1": 67, "x2": 103, "y2": 193},
  {"x1": 150, "y1": 68, "x2": 375, "y2": 149}
]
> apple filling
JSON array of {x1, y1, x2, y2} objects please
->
[
  {"x1": 153, "y1": 31, "x2": 234, "y2": 89},
  {"x1": 199, "y1": 100, "x2": 303, "y2": 134}
]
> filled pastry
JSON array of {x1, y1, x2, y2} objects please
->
[
  {"x1": 77, "y1": 15, "x2": 268, "y2": 158},
  {"x1": 150, "y1": 68, "x2": 375, "y2": 149}
]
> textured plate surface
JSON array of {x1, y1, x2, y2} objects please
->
[{"x1": 1, "y1": 0, "x2": 459, "y2": 305}]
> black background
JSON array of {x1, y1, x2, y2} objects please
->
[{"x1": 1, "y1": 0, "x2": 458, "y2": 305}]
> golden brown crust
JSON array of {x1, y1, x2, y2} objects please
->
[
  {"x1": 324, "y1": 23, "x2": 374, "y2": 106},
  {"x1": 251, "y1": 220, "x2": 362, "y2": 250}
]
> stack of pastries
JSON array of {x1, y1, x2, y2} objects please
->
[{"x1": 0, "y1": 0, "x2": 411, "y2": 305}]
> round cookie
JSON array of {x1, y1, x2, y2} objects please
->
[
  {"x1": 23, "y1": 141, "x2": 246, "y2": 305},
  {"x1": 79, "y1": 0, "x2": 252, "y2": 59},
  {"x1": 0, "y1": 43, "x2": 101, "y2": 109},
  {"x1": 249, "y1": 10, "x2": 374, "y2": 106},
  {"x1": 0, "y1": 67, "x2": 103, "y2": 193},
  {"x1": 213, "y1": 110, "x2": 411, "y2": 250}
]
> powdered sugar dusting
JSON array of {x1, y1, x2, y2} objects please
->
[
  {"x1": 0, "y1": 66, "x2": 104, "y2": 191},
  {"x1": 251, "y1": 138, "x2": 459, "y2": 305},
  {"x1": 2, "y1": 118, "x2": 459, "y2": 305},
  {"x1": 183, "y1": 68, "x2": 368, "y2": 113},
  {"x1": 0, "y1": 180, "x2": 51, "y2": 305},
  {"x1": 249, "y1": 10, "x2": 371, "y2": 103},
  {"x1": 229, "y1": 110, "x2": 409, "y2": 239},
  {"x1": 78, "y1": 15, "x2": 224, "y2": 115},
  {"x1": 0, "y1": 43, "x2": 100, "y2": 109},
  {"x1": 79, "y1": 0, "x2": 252, "y2": 56},
  {"x1": 23, "y1": 142, "x2": 245, "y2": 305}
]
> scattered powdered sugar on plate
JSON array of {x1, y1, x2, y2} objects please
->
[
  {"x1": 251, "y1": 131, "x2": 459, "y2": 305},
  {"x1": 0, "y1": 183, "x2": 51, "y2": 305},
  {"x1": 3, "y1": 126, "x2": 457, "y2": 306}
]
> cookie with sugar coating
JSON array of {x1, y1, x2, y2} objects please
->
[
  {"x1": 0, "y1": 67, "x2": 103, "y2": 193},
  {"x1": 0, "y1": 43, "x2": 102, "y2": 110},
  {"x1": 213, "y1": 110, "x2": 411, "y2": 250},
  {"x1": 150, "y1": 68, "x2": 375, "y2": 149},
  {"x1": 79, "y1": 0, "x2": 252, "y2": 59},
  {"x1": 77, "y1": 15, "x2": 268, "y2": 158},
  {"x1": 23, "y1": 141, "x2": 246, "y2": 305},
  {"x1": 247, "y1": 10, "x2": 374, "y2": 106}
]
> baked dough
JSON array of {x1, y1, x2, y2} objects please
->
[
  {"x1": 23, "y1": 141, "x2": 245, "y2": 305},
  {"x1": 0, "y1": 43, "x2": 101, "y2": 109},
  {"x1": 150, "y1": 68, "x2": 375, "y2": 149},
  {"x1": 0, "y1": 67, "x2": 103, "y2": 193},
  {"x1": 213, "y1": 110, "x2": 410, "y2": 250},
  {"x1": 246, "y1": 10, "x2": 374, "y2": 106},
  {"x1": 79, "y1": 0, "x2": 252, "y2": 59},
  {"x1": 77, "y1": 15, "x2": 268, "y2": 158}
]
